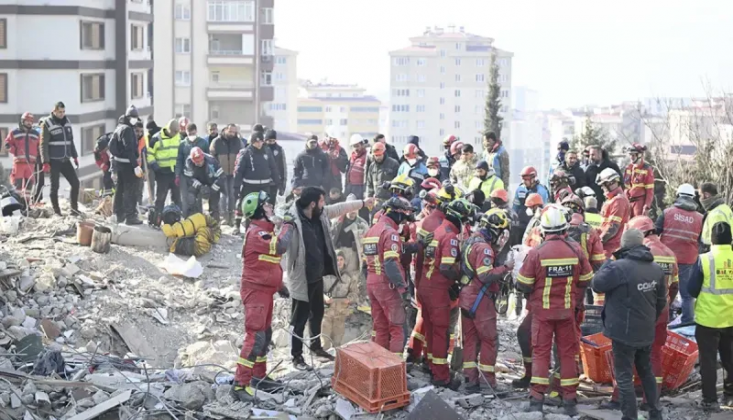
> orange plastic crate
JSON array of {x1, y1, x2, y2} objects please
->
[
  {"x1": 580, "y1": 333, "x2": 613, "y2": 384},
  {"x1": 661, "y1": 332, "x2": 698, "y2": 391},
  {"x1": 331, "y1": 342, "x2": 410, "y2": 413}
]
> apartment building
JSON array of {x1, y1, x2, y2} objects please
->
[
  {"x1": 297, "y1": 82, "x2": 381, "y2": 141},
  {"x1": 389, "y1": 25, "x2": 513, "y2": 157},
  {"x1": 263, "y1": 46, "x2": 299, "y2": 133},
  {"x1": 154, "y1": 0, "x2": 274, "y2": 133},
  {"x1": 0, "y1": 0, "x2": 153, "y2": 191}
]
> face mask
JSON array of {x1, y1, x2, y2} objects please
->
[
  {"x1": 407, "y1": 158, "x2": 417, "y2": 166},
  {"x1": 129, "y1": 117, "x2": 139, "y2": 125},
  {"x1": 526, "y1": 208, "x2": 534, "y2": 217},
  {"x1": 428, "y1": 168, "x2": 439, "y2": 177}
]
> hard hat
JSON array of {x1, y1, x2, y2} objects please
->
[
  {"x1": 162, "y1": 204, "x2": 182, "y2": 225},
  {"x1": 595, "y1": 168, "x2": 621, "y2": 185},
  {"x1": 443, "y1": 134, "x2": 458, "y2": 147},
  {"x1": 550, "y1": 170, "x2": 569, "y2": 184},
  {"x1": 384, "y1": 196, "x2": 413, "y2": 213},
  {"x1": 540, "y1": 204, "x2": 569, "y2": 233},
  {"x1": 390, "y1": 174, "x2": 414, "y2": 193},
  {"x1": 525, "y1": 193, "x2": 544, "y2": 208},
  {"x1": 624, "y1": 142, "x2": 647, "y2": 154},
  {"x1": 584, "y1": 196, "x2": 598, "y2": 210},
  {"x1": 490, "y1": 188, "x2": 509, "y2": 203},
  {"x1": 403, "y1": 143, "x2": 419, "y2": 159},
  {"x1": 426, "y1": 156, "x2": 441, "y2": 168},
  {"x1": 450, "y1": 141, "x2": 465, "y2": 156},
  {"x1": 481, "y1": 208, "x2": 510, "y2": 231},
  {"x1": 190, "y1": 147, "x2": 205, "y2": 165},
  {"x1": 676, "y1": 183, "x2": 695, "y2": 197},
  {"x1": 242, "y1": 190, "x2": 270, "y2": 219},
  {"x1": 21, "y1": 112, "x2": 34, "y2": 123},
  {"x1": 577, "y1": 186, "x2": 596, "y2": 199},
  {"x1": 349, "y1": 134, "x2": 364, "y2": 146},
  {"x1": 446, "y1": 198, "x2": 473, "y2": 221},
  {"x1": 371, "y1": 142, "x2": 386, "y2": 156},
  {"x1": 520, "y1": 166, "x2": 538, "y2": 178},
  {"x1": 561, "y1": 194, "x2": 585, "y2": 214},
  {"x1": 628, "y1": 215, "x2": 655, "y2": 233},
  {"x1": 421, "y1": 178, "x2": 442, "y2": 191}
]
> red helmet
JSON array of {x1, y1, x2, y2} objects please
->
[
  {"x1": 403, "y1": 144, "x2": 419, "y2": 159},
  {"x1": 450, "y1": 141, "x2": 465, "y2": 156},
  {"x1": 421, "y1": 177, "x2": 442, "y2": 191},
  {"x1": 190, "y1": 147, "x2": 205, "y2": 165},
  {"x1": 490, "y1": 188, "x2": 509, "y2": 203},
  {"x1": 371, "y1": 142, "x2": 386, "y2": 156},
  {"x1": 443, "y1": 134, "x2": 458, "y2": 147},
  {"x1": 628, "y1": 216, "x2": 655, "y2": 233},
  {"x1": 625, "y1": 142, "x2": 647, "y2": 154},
  {"x1": 426, "y1": 156, "x2": 440, "y2": 168},
  {"x1": 561, "y1": 194, "x2": 585, "y2": 213},
  {"x1": 520, "y1": 166, "x2": 538, "y2": 179},
  {"x1": 525, "y1": 193, "x2": 544, "y2": 208},
  {"x1": 21, "y1": 112, "x2": 34, "y2": 124},
  {"x1": 178, "y1": 117, "x2": 190, "y2": 131}
]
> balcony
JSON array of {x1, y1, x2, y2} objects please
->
[
  {"x1": 208, "y1": 50, "x2": 254, "y2": 65},
  {"x1": 260, "y1": 55, "x2": 274, "y2": 71},
  {"x1": 208, "y1": 80, "x2": 254, "y2": 100}
]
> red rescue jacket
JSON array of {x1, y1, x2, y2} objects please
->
[
  {"x1": 363, "y1": 216, "x2": 405, "y2": 288},
  {"x1": 660, "y1": 206, "x2": 703, "y2": 265},
  {"x1": 421, "y1": 219, "x2": 460, "y2": 290},
  {"x1": 458, "y1": 235, "x2": 509, "y2": 312},
  {"x1": 624, "y1": 161, "x2": 654, "y2": 208},
  {"x1": 644, "y1": 235, "x2": 680, "y2": 324},
  {"x1": 241, "y1": 219, "x2": 292, "y2": 293},
  {"x1": 4, "y1": 127, "x2": 40, "y2": 165},
  {"x1": 600, "y1": 187, "x2": 631, "y2": 254}
]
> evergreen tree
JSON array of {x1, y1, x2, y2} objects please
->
[
  {"x1": 483, "y1": 53, "x2": 503, "y2": 138},
  {"x1": 570, "y1": 115, "x2": 617, "y2": 153}
]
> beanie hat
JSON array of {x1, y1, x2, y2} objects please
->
[
  {"x1": 475, "y1": 160, "x2": 489, "y2": 171},
  {"x1": 711, "y1": 222, "x2": 733, "y2": 245},
  {"x1": 264, "y1": 129, "x2": 277, "y2": 140},
  {"x1": 408, "y1": 135, "x2": 420, "y2": 146},
  {"x1": 621, "y1": 229, "x2": 644, "y2": 249},
  {"x1": 558, "y1": 140, "x2": 570, "y2": 151}
]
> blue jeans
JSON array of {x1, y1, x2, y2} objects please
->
[{"x1": 678, "y1": 264, "x2": 695, "y2": 324}]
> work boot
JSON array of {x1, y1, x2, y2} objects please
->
[
  {"x1": 251, "y1": 376, "x2": 284, "y2": 392},
  {"x1": 512, "y1": 369, "x2": 531, "y2": 389},
  {"x1": 53, "y1": 207, "x2": 62, "y2": 216},
  {"x1": 405, "y1": 349, "x2": 421, "y2": 364},
  {"x1": 431, "y1": 375, "x2": 461, "y2": 391},
  {"x1": 648, "y1": 409, "x2": 663, "y2": 420},
  {"x1": 70, "y1": 208, "x2": 83, "y2": 217},
  {"x1": 599, "y1": 399, "x2": 621, "y2": 411},
  {"x1": 230, "y1": 385, "x2": 256, "y2": 403},
  {"x1": 464, "y1": 382, "x2": 481, "y2": 394},
  {"x1": 125, "y1": 217, "x2": 143, "y2": 226},
  {"x1": 525, "y1": 397, "x2": 543, "y2": 413},
  {"x1": 293, "y1": 356, "x2": 312, "y2": 371},
  {"x1": 701, "y1": 400, "x2": 721, "y2": 412},
  {"x1": 312, "y1": 348, "x2": 335, "y2": 362},
  {"x1": 563, "y1": 399, "x2": 579, "y2": 417},
  {"x1": 545, "y1": 391, "x2": 563, "y2": 407}
]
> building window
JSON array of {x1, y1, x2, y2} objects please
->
[
  {"x1": 261, "y1": 7, "x2": 274, "y2": 24},
  {"x1": 274, "y1": 72, "x2": 285, "y2": 82},
  {"x1": 175, "y1": 37, "x2": 191, "y2": 53},
  {"x1": 175, "y1": 104, "x2": 191, "y2": 118},
  {"x1": 440, "y1": 98, "x2": 445, "y2": 105},
  {"x1": 175, "y1": 3, "x2": 191, "y2": 20},
  {"x1": 476, "y1": 58, "x2": 486, "y2": 67},
  {"x1": 454, "y1": 105, "x2": 460, "y2": 113},
  {"x1": 261, "y1": 71, "x2": 272, "y2": 86},
  {"x1": 455, "y1": 74, "x2": 461, "y2": 82},
  {"x1": 454, "y1": 89, "x2": 461, "y2": 97},
  {"x1": 298, "y1": 119, "x2": 323, "y2": 125},
  {"x1": 440, "y1": 66, "x2": 445, "y2": 74},
  {"x1": 417, "y1": 58, "x2": 427, "y2": 66},
  {"x1": 131, "y1": 72, "x2": 144, "y2": 99},
  {"x1": 417, "y1": 89, "x2": 425, "y2": 98},
  {"x1": 394, "y1": 57, "x2": 410, "y2": 66},
  {"x1": 455, "y1": 121, "x2": 461, "y2": 129},
  {"x1": 418, "y1": 74, "x2": 426, "y2": 82},
  {"x1": 339, "y1": 119, "x2": 348, "y2": 126},
  {"x1": 324, "y1": 119, "x2": 333, "y2": 125},
  {"x1": 396, "y1": 73, "x2": 408, "y2": 82},
  {"x1": 439, "y1": 128, "x2": 445, "y2": 136},
  {"x1": 417, "y1": 105, "x2": 426, "y2": 112},
  {"x1": 351, "y1": 106, "x2": 380, "y2": 112},
  {"x1": 393, "y1": 89, "x2": 410, "y2": 97},
  {"x1": 440, "y1": 113, "x2": 445, "y2": 120},
  {"x1": 474, "y1": 105, "x2": 482, "y2": 114},
  {"x1": 439, "y1": 50, "x2": 446, "y2": 57},
  {"x1": 440, "y1": 82, "x2": 445, "y2": 89},
  {"x1": 392, "y1": 105, "x2": 410, "y2": 112},
  {"x1": 476, "y1": 74, "x2": 486, "y2": 82},
  {"x1": 475, "y1": 121, "x2": 482, "y2": 128},
  {"x1": 297, "y1": 106, "x2": 323, "y2": 112},
  {"x1": 456, "y1": 42, "x2": 462, "y2": 51},
  {"x1": 131, "y1": 25, "x2": 144, "y2": 51},
  {"x1": 416, "y1": 120, "x2": 425, "y2": 129},
  {"x1": 261, "y1": 39, "x2": 273, "y2": 56},
  {"x1": 211, "y1": 71, "x2": 220, "y2": 82},
  {"x1": 501, "y1": 105, "x2": 509, "y2": 112},
  {"x1": 275, "y1": 56, "x2": 287, "y2": 65},
  {"x1": 80, "y1": 74, "x2": 105, "y2": 102},
  {"x1": 475, "y1": 90, "x2": 484, "y2": 98},
  {"x1": 0, "y1": 19, "x2": 6, "y2": 49},
  {"x1": 81, "y1": 124, "x2": 105, "y2": 156},
  {"x1": 325, "y1": 106, "x2": 332, "y2": 112},
  {"x1": 80, "y1": 21, "x2": 104, "y2": 50},
  {"x1": 175, "y1": 71, "x2": 191, "y2": 86},
  {"x1": 455, "y1": 58, "x2": 461, "y2": 66},
  {"x1": 501, "y1": 89, "x2": 509, "y2": 98},
  {"x1": 207, "y1": 0, "x2": 255, "y2": 22},
  {"x1": 268, "y1": 103, "x2": 286, "y2": 111},
  {"x1": 340, "y1": 106, "x2": 346, "y2": 112},
  {"x1": 0, "y1": 73, "x2": 6, "y2": 103}
]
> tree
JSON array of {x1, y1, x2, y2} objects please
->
[
  {"x1": 483, "y1": 53, "x2": 503, "y2": 139},
  {"x1": 570, "y1": 115, "x2": 617, "y2": 154}
]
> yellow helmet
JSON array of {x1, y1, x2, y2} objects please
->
[
  {"x1": 389, "y1": 174, "x2": 414, "y2": 193},
  {"x1": 480, "y1": 208, "x2": 510, "y2": 230},
  {"x1": 435, "y1": 183, "x2": 463, "y2": 203}
]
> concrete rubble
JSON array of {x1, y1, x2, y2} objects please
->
[{"x1": 0, "y1": 199, "x2": 724, "y2": 419}]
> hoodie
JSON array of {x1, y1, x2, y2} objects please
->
[
  {"x1": 108, "y1": 115, "x2": 138, "y2": 167},
  {"x1": 591, "y1": 245, "x2": 667, "y2": 347}
]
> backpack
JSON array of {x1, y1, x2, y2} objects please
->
[{"x1": 94, "y1": 133, "x2": 112, "y2": 153}]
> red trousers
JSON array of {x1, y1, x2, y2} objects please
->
[
  {"x1": 235, "y1": 288, "x2": 274, "y2": 387},
  {"x1": 629, "y1": 198, "x2": 646, "y2": 218},
  {"x1": 10, "y1": 163, "x2": 35, "y2": 191},
  {"x1": 368, "y1": 283, "x2": 406, "y2": 354},
  {"x1": 418, "y1": 286, "x2": 452, "y2": 382},
  {"x1": 462, "y1": 298, "x2": 498, "y2": 386},
  {"x1": 531, "y1": 316, "x2": 579, "y2": 401},
  {"x1": 551, "y1": 308, "x2": 584, "y2": 395}
]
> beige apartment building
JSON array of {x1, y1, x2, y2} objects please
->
[
  {"x1": 296, "y1": 82, "x2": 381, "y2": 141},
  {"x1": 153, "y1": 0, "x2": 274, "y2": 131},
  {"x1": 389, "y1": 26, "x2": 513, "y2": 157}
]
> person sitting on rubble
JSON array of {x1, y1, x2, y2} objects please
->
[
  {"x1": 321, "y1": 250, "x2": 360, "y2": 351},
  {"x1": 181, "y1": 147, "x2": 223, "y2": 220},
  {"x1": 331, "y1": 199, "x2": 370, "y2": 300}
]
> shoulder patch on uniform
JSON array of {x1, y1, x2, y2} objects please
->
[
  {"x1": 391, "y1": 234, "x2": 399, "y2": 242},
  {"x1": 484, "y1": 249, "x2": 491, "y2": 255},
  {"x1": 273, "y1": 150, "x2": 279, "y2": 156},
  {"x1": 451, "y1": 248, "x2": 458, "y2": 257},
  {"x1": 264, "y1": 154, "x2": 269, "y2": 160},
  {"x1": 258, "y1": 231, "x2": 267, "y2": 236},
  {"x1": 450, "y1": 239, "x2": 458, "y2": 246},
  {"x1": 483, "y1": 257, "x2": 491, "y2": 265},
  {"x1": 391, "y1": 244, "x2": 399, "y2": 252}
]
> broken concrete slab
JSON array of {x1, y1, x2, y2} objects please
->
[
  {"x1": 66, "y1": 389, "x2": 131, "y2": 420},
  {"x1": 111, "y1": 223, "x2": 168, "y2": 249},
  {"x1": 407, "y1": 390, "x2": 465, "y2": 420},
  {"x1": 163, "y1": 381, "x2": 212, "y2": 410}
]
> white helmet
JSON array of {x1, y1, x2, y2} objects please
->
[
  {"x1": 595, "y1": 168, "x2": 621, "y2": 186},
  {"x1": 540, "y1": 204, "x2": 569, "y2": 234},
  {"x1": 676, "y1": 183, "x2": 695, "y2": 197},
  {"x1": 349, "y1": 134, "x2": 364, "y2": 146},
  {"x1": 578, "y1": 186, "x2": 596, "y2": 198}
]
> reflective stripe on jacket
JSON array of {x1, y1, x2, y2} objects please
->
[
  {"x1": 696, "y1": 245, "x2": 733, "y2": 328},
  {"x1": 148, "y1": 129, "x2": 181, "y2": 171},
  {"x1": 661, "y1": 206, "x2": 703, "y2": 264}
]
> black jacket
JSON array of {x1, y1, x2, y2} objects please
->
[
  {"x1": 562, "y1": 161, "x2": 586, "y2": 189},
  {"x1": 293, "y1": 147, "x2": 329, "y2": 189},
  {"x1": 324, "y1": 146, "x2": 348, "y2": 192},
  {"x1": 267, "y1": 143, "x2": 287, "y2": 189},
  {"x1": 591, "y1": 245, "x2": 667, "y2": 347},
  {"x1": 109, "y1": 115, "x2": 139, "y2": 168},
  {"x1": 386, "y1": 143, "x2": 400, "y2": 162},
  {"x1": 584, "y1": 154, "x2": 622, "y2": 208},
  {"x1": 365, "y1": 156, "x2": 400, "y2": 200},
  {"x1": 183, "y1": 154, "x2": 223, "y2": 189},
  {"x1": 233, "y1": 145, "x2": 281, "y2": 199}
]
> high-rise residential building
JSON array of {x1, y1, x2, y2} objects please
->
[
  {"x1": 154, "y1": 0, "x2": 274, "y2": 133},
  {"x1": 264, "y1": 46, "x2": 299, "y2": 133},
  {"x1": 389, "y1": 25, "x2": 513, "y2": 157},
  {"x1": 297, "y1": 82, "x2": 381, "y2": 141},
  {"x1": 0, "y1": 0, "x2": 153, "y2": 190}
]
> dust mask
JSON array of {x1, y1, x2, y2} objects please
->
[
  {"x1": 526, "y1": 208, "x2": 534, "y2": 217},
  {"x1": 428, "y1": 168, "x2": 439, "y2": 177},
  {"x1": 407, "y1": 158, "x2": 417, "y2": 166},
  {"x1": 129, "y1": 117, "x2": 139, "y2": 125}
]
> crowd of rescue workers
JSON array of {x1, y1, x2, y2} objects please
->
[{"x1": 4, "y1": 103, "x2": 732, "y2": 419}]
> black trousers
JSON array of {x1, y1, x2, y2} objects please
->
[
  {"x1": 154, "y1": 171, "x2": 181, "y2": 214},
  {"x1": 612, "y1": 340, "x2": 660, "y2": 420},
  {"x1": 695, "y1": 324, "x2": 733, "y2": 403},
  {"x1": 102, "y1": 170, "x2": 115, "y2": 193},
  {"x1": 113, "y1": 164, "x2": 138, "y2": 222},
  {"x1": 291, "y1": 279, "x2": 325, "y2": 358},
  {"x1": 32, "y1": 159, "x2": 44, "y2": 203},
  {"x1": 49, "y1": 159, "x2": 79, "y2": 212}
]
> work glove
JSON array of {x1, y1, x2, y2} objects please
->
[
  {"x1": 73, "y1": 158, "x2": 79, "y2": 169},
  {"x1": 448, "y1": 284, "x2": 460, "y2": 301},
  {"x1": 192, "y1": 179, "x2": 202, "y2": 189},
  {"x1": 175, "y1": 177, "x2": 180, "y2": 187},
  {"x1": 43, "y1": 163, "x2": 51, "y2": 173},
  {"x1": 278, "y1": 286, "x2": 290, "y2": 299},
  {"x1": 134, "y1": 167, "x2": 144, "y2": 178}
]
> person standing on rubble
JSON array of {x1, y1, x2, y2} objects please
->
[
  {"x1": 210, "y1": 124, "x2": 244, "y2": 226},
  {"x1": 591, "y1": 229, "x2": 666, "y2": 420},
  {"x1": 176, "y1": 124, "x2": 209, "y2": 217},
  {"x1": 460, "y1": 209, "x2": 513, "y2": 392},
  {"x1": 109, "y1": 106, "x2": 144, "y2": 224},
  {"x1": 233, "y1": 131, "x2": 281, "y2": 229},
  {"x1": 232, "y1": 191, "x2": 293, "y2": 403},
  {"x1": 265, "y1": 129, "x2": 287, "y2": 205},
  {"x1": 516, "y1": 205, "x2": 593, "y2": 416},
  {"x1": 4, "y1": 112, "x2": 40, "y2": 196},
  {"x1": 147, "y1": 118, "x2": 182, "y2": 225},
  {"x1": 39, "y1": 101, "x2": 81, "y2": 216},
  {"x1": 285, "y1": 187, "x2": 374, "y2": 370}
]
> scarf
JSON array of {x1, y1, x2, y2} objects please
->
[{"x1": 701, "y1": 195, "x2": 723, "y2": 212}]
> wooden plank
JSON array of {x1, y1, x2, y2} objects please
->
[{"x1": 66, "y1": 389, "x2": 131, "y2": 420}]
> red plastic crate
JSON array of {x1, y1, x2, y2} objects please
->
[
  {"x1": 580, "y1": 333, "x2": 613, "y2": 384},
  {"x1": 661, "y1": 332, "x2": 698, "y2": 390},
  {"x1": 331, "y1": 342, "x2": 410, "y2": 413}
]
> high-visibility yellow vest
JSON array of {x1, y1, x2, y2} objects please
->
[
  {"x1": 585, "y1": 212, "x2": 603, "y2": 230},
  {"x1": 148, "y1": 130, "x2": 181, "y2": 171},
  {"x1": 468, "y1": 175, "x2": 504, "y2": 199},
  {"x1": 697, "y1": 244, "x2": 733, "y2": 328},
  {"x1": 702, "y1": 203, "x2": 733, "y2": 245}
]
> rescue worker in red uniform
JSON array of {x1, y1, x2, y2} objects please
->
[
  {"x1": 598, "y1": 167, "x2": 631, "y2": 259},
  {"x1": 517, "y1": 204, "x2": 594, "y2": 416},
  {"x1": 419, "y1": 198, "x2": 473, "y2": 389},
  {"x1": 601, "y1": 216, "x2": 680, "y2": 411},
  {"x1": 460, "y1": 209, "x2": 513, "y2": 391},
  {"x1": 522, "y1": 193, "x2": 545, "y2": 248},
  {"x1": 549, "y1": 170, "x2": 573, "y2": 203},
  {"x1": 563, "y1": 194, "x2": 606, "y2": 308},
  {"x1": 623, "y1": 143, "x2": 655, "y2": 217},
  {"x1": 233, "y1": 191, "x2": 293, "y2": 402},
  {"x1": 4, "y1": 113, "x2": 40, "y2": 194}
]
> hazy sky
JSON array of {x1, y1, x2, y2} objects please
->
[{"x1": 275, "y1": 0, "x2": 732, "y2": 110}]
